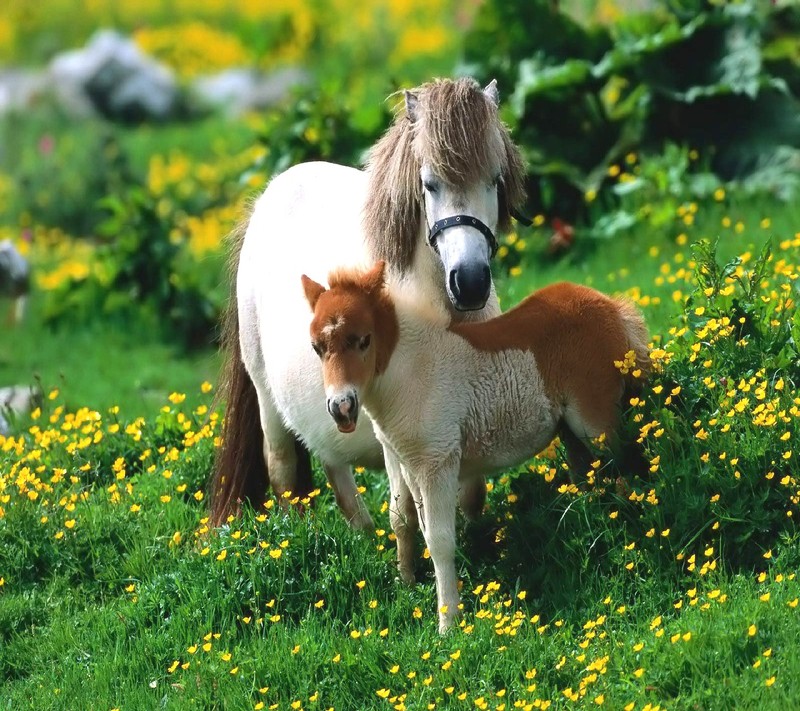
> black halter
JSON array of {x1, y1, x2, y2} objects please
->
[{"x1": 428, "y1": 215, "x2": 499, "y2": 258}]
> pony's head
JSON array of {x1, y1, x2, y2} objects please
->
[
  {"x1": 302, "y1": 262, "x2": 398, "y2": 434},
  {"x1": 364, "y1": 77, "x2": 525, "y2": 311}
]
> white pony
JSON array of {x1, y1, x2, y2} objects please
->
[
  {"x1": 303, "y1": 262, "x2": 650, "y2": 632},
  {"x1": 210, "y1": 78, "x2": 527, "y2": 528}
]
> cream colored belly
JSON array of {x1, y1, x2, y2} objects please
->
[{"x1": 460, "y1": 349, "x2": 559, "y2": 478}]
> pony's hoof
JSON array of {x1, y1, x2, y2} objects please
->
[
  {"x1": 437, "y1": 617, "x2": 457, "y2": 634},
  {"x1": 398, "y1": 568, "x2": 416, "y2": 586},
  {"x1": 350, "y1": 513, "x2": 376, "y2": 532}
]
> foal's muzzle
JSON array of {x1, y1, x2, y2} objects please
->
[{"x1": 327, "y1": 392, "x2": 359, "y2": 434}]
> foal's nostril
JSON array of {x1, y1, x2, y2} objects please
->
[{"x1": 328, "y1": 393, "x2": 359, "y2": 422}]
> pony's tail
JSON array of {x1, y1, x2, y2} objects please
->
[
  {"x1": 209, "y1": 210, "x2": 268, "y2": 527},
  {"x1": 209, "y1": 303, "x2": 268, "y2": 527}
]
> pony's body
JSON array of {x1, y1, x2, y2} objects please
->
[
  {"x1": 238, "y1": 162, "x2": 385, "y2": 471},
  {"x1": 304, "y1": 265, "x2": 650, "y2": 631},
  {"x1": 211, "y1": 78, "x2": 526, "y2": 528}
]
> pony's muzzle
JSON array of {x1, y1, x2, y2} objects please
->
[
  {"x1": 327, "y1": 392, "x2": 359, "y2": 434},
  {"x1": 448, "y1": 263, "x2": 491, "y2": 311}
]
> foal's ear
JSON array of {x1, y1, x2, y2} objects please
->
[
  {"x1": 363, "y1": 260, "x2": 387, "y2": 294},
  {"x1": 301, "y1": 274, "x2": 326, "y2": 310}
]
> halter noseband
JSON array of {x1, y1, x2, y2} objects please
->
[{"x1": 428, "y1": 215, "x2": 499, "y2": 258}]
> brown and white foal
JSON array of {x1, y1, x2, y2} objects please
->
[{"x1": 303, "y1": 262, "x2": 649, "y2": 632}]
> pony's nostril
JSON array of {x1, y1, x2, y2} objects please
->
[
  {"x1": 449, "y1": 269, "x2": 460, "y2": 298},
  {"x1": 451, "y1": 263, "x2": 490, "y2": 311}
]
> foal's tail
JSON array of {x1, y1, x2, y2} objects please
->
[
  {"x1": 616, "y1": 297, "x2": 652, "y2": 389},
  {"x1": 209, "y1": 216, "x2": 268, "y2": 527}
]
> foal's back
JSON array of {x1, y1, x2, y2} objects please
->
[{"x1": 450, "y1": 282, "x2": 649, "y2": 437}]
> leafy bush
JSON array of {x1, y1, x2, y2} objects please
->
[
  {"x1": 464, "y1": 0, "x2": 800, "y2": 223},
  {"x1": 255, "y1": 82, "x2": 390, "y2": 177}
]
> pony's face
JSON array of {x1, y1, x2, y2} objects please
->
[
  {"x1": 302, "y1": 265, "x2": 386, "y2": 434},
  {"x1": 420, "y1": 161, "x2": 501, "y2": 311}
]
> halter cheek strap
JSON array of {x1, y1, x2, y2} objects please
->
[{"x1": 428, "y1": 215, "x2": 499, "y2": 258}]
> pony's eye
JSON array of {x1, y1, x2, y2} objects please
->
[
  {"x1": 423, "y1": 181, "x2": 438, "y2": 194},
  {"x1": 359, "y1": 334, "x2": 371, "y2": 351},
  {"x1": 311, "y1": 342, "x2": 323, "y2": 357}
]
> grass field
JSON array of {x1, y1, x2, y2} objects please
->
[{"x1": 2, "y1": 198, "x2": 800, "y2": 710}]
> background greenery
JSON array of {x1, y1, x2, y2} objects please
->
[{"x1": 2, "y1": 1, "x2": 800, "y2": 709}]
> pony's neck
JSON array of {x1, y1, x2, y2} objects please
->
[{"x1": 401, "y1": 224, "x2": 501, "y2": 322}]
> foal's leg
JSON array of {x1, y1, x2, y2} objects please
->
[
  {"x1": 459, "y1": 478, "x2": 486, "y2": 521},
  {"x1": 411, "y1": 459, "x2": 460, "y2": 633},
  {"x1": 323, "y1": 462, "x2": 375, "y2": 531},
  {"x1": 558, "y1": 423, "x2": 595, "y2": 484},
  {"x1": 385, "y1": 450, "x2": 418, "y2": 584},
  {"x1": 562, "y1": 381, "x2": 622, "y2": 484}
]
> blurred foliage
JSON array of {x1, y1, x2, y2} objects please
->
[
  {"x1": 39, "y1": 182, "x2": 227, "y2": 350},
  {"x1": 255, "y1": 82, "x2": 391, "y2": 177},
  {"x1": 463, "y1": 0, "x2": 800, "y2": 224},
  {"x1": 3, "y1": 0, "x2": 800, "y2": 348}
]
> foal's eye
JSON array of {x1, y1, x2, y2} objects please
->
[
  {"x1": 311, "y1": 342, "x2": 323, "y2": 357},
  {"x1": 423, "y1": 181, "x2": 438, "y2": 194},
  {"x1": 359, "y1": 334, "x2": 371, "y2": 351}
]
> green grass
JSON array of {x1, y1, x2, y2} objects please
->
[
  {"x1": 2, "y1": 198, "x2": 800, "y2": 710},
  {"x1": 0, "y1": 294, "x2": 219, "y2": 416}
]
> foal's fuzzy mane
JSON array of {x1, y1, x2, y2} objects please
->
[
  {"x1": 363, "y1": 77, "x2": 526, "y2": 273},
  {"x1": 327, "y1": 267, "x2": 449, "y2": 329}
]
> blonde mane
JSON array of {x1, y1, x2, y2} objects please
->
[{"x1": 363, "y1": 77, "x2": 526, "y2": 273}]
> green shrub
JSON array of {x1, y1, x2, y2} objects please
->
[{"x1": 464, "y1": 0, "x2": 800, "y2": 223}]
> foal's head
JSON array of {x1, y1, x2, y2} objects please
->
[{"x1": 302, "y1": 262, "x2": 397, "y2": 434}]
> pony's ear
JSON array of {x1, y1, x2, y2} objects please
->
[
  {"x1": 404, "y1": 90, "x2": 420, "y2": 122},
  {"x1": 362, "y1": 261, "x2": 387, "y2": 294},
  {"x1": 483, "y1": 79, "x2": 499, "y2": 108},
  {"x1": 301, "y1": 274, "x2": 326, "y2": 310}
]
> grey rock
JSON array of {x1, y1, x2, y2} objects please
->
[
  {"x1": 191, "y1": 66, "x2": 309, "y2": 116},
  {"x1": 48, "y1": 29, "x2": 183, "y2": 122},
  {"x1": 0, "y1": 385, "x2": 41, "y2": 435}
]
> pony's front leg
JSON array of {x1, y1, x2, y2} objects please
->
[
  {"x1": 385, "y1": 449, "x2": 418, "y2": 585},
  {"x1": 323, "y1": 462, "x2": 375, "y2": 531},
  {"x1": 413, "y1": 459, "x2": 460, "y2": 633}
]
